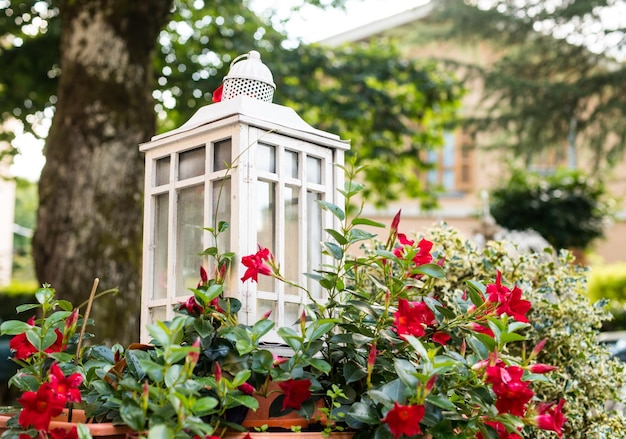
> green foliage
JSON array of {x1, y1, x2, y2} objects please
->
[
  {"x1": 425, "y1": 0, "x2": 626, "y2": 171},
  {"x1": 586, "y1": 262, "x2": 626, "y2": 331},
  {"x1": 425, "y1": 224, "x2": 626, "y2": 438},
  {"x1": 489, "y1": 168, "x2": 613, "y2": 250}
]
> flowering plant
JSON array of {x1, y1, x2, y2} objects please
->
[{"x1": 0, "y1": 170, "x2": 572, "y2": 439}]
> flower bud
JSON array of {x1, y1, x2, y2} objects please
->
[{"x1": 527, "y1": 363, "x2": 558, "y2": 374}]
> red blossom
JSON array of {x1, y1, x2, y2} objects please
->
[
  {"x1": 50, "y1": 427, "x2": 79, "y2": 439},
  {"x1": 486, "y1": 271, "x2": 531, "y2": 323},
  {"x1": 393, "y1": 299, "x2": 436, "y2": 340},
  {"x1": 212, "y1": 84, "x2": 223, "y2": 103},
  {"x1": 178, "y1": 295, "x2": 204, "y2": 316},
  {"x1": 390, "y1": 210, "x2": 401, "y2": 234},
  {"x1": 412, "y1": 238, "x2": 433, "y2": 266},
  {"x1": 476, "y1": 421, "x2": 522, "y2": 439},
  {"x1": 534, "y1": 399, "x2": 566, "y2": 438},
  {"x1": 238, "y1": 382, "x2": 255, "y2": 395},
  {"x1": 486, "y1": 364, "x2": 534, "y2": 416},
  {"x1": 199, "y1": 266, "x2": 209, "y2": 284},
  {"x1": 527, "y1": 363, "x2": 558, "y2": 374},
  {"x1": 241, "y1": 246, "x2": 273, "y2": 283},
  {"x1": 278, "y1": 379, "x2": 312, "y2": 410},
  {"x1": 382, "y1": 402, "x2": 425, "y2": 439},
  {"x1": 48, "y1": 363, "x2": 83, "y2": 403},
  {"x1": 10, "y1": 317, "x2": 65, "y2": 360},
  {"x1": 431, "y1": 331, "x2": 451, "y2": 345},
  {"x1": 17, "y1": 383, "x2": 66, "y2": 430}
]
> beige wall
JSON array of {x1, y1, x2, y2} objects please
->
[{"x1": 0, "y1": 154, "x2": 15, "y2": 287}]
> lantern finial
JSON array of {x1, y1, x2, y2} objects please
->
[{"x1": 221, "y1": 50, "x2": 275, "y2": 102}]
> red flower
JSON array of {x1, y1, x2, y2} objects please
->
[
  {"x1": 178, "y1": 295, "x2": 204, "y2": 316},
  {"x1": 241, "y1": 246, "x2": 273, "y2": 283},
  {"x1": 393, "y1": 234, "x2": 415, "y2": 258},
  {"x1": 49, "y1": 363, "x2": 83, "y2": 403},
  {"x1": 486, "y1": 364, "x2": 534, "y2": 416},
  {"x1": 17, "y1": 383, "x2": 66, "y2": 430},
  {"x1": 199, "y1": 266, "x2": 209, "y2": 284},
  {"x1": 278, "y1": 379, "x2": 312, "y2": 410},
  {"x1": 382, "y1": 402, "x2": 424, "y2": 439},
  {"x1": 10, "y1": 332, "x2": 38, "y2": 360},
  {"x1": 527, "y1": 363, "x2": 558, "y2": 374},
  {"x1": 476, "y1": 421, "x2": 522, "y2": 439},
  {"x1": 50, "y1": 427, "x2": 79, "y2": 439},
  {"x1": 534, "y1": 399, "x2": 566, "y2": 438},
  {"x1": 486, "y1": 271, "x2": 531, "y2": 323},
  {"x1": 10, "y1": 317, "x2": 65, "y2": 360},
  {"x1": 412, "y1": 238, "x2": 433, "y2": 266},
  {"x1": 393, "y1": 299, "x2": 435, "y2": 339},
  {"x1": 238, "y1": 382, "x2": 255, "y2": 395},
  {"x1": 212, "y1": 84, "x2": 223, "y2": 103},
  {"x1": 431, "y1": 331, "x2": 451, "y2": 345},
  {"x1": 390, "y1": 210, "x2": 401, "y2": 234}
]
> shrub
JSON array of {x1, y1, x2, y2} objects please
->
[
  {"x1": 586, "y1": 263, "x2": 626, "y2": 331},
  {"x1": 489, "y1": 168, "x2": 613, "y2": 250},
  {"x1": 422, "y1": 223, "x2": 626, "y2": 438}
]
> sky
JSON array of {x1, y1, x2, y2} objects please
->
[{"x1": 9, "y1": 0, "x2": 428, "y2": 181}]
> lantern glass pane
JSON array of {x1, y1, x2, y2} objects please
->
[
  {"x1": 284, "y1": 302, "x2": 301, "y2": 328},
  {"x1": 307, "y1": 191, "x2": 323, "y2": 299},
  {"x1": 153, "y1": 192, "x2": 169, "y2": 300},
  {"x1": 258, "y1": 143, "x2": 275, "y2": 173},
  {"x1": 211, "y1": 178, "x2": 231, "y2": 275},
  {"x1": 257, "y1": 180, "x2": 275, "y2": 292},
  {"x1": 306, "y1": 156, "x2": 322, "y2": 184},
  {"x1": 150, "y1": 306, "x2": 167, "y2": 325},
  {"x1": 284, "y1": 186, "x2": 299, "y2": 294},
  {"x1": 213, "y1": 139, "x2": 232, "y2": 172},
  {"x1": 176, "y1": 185, "x2": 204, "y2": 297},
  {"x1": 179, "y1": 146, "x2": 205, "y2": 180},
  {"x1": 155, "y1": 156, "x2": 170, "y2": 186},
  {"x1": 285, "y1": 150, "x2": 298, "y2": 178}
]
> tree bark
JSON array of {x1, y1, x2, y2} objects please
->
[{"x1": 33, "y1": 0, "x2": 172, "y2": 345}]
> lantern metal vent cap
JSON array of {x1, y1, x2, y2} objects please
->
[{"x1": 222, "y1": 50, "x2": 276, "y2": 103}]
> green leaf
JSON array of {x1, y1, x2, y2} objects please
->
[
  {"x1": 414, "y1": 263, "x2": 446, "y2": 279},
  {"x1": 15, "y1": 304, "x2": 40, "y2": 313},
  {"x1": 325, "y1": 228, "x2": 349, "y2": 245},
  {"x1": 251, "y1": 319, "x2": 275, "y2": 339},
  {"x1": 426, "y1": 394, "x2": 457, "y2": 411},
  {"x1": 0, "y1": 320, "x2": 32, "y2": 335},
  {"x1": 146, "y1": 321, "x2": 170, "y2": 347},
  {"x1": 316, "y1": 200, "x2": 345, "y2": 220},
  {"x1": 323, "y1": 241, "x2": 343, "y2": 260},
  {"x1": 347, "y1": 402, "x2": 379, "y2": 425},
  {"x1": 165, "y1": 364, "x2": 184, "y2": 387},
  {"x1": 232, "y1": 370, "x2": 252, "y2": 387},
  {"x1": 343, "y1": 361, "x2": 367, "y2": 384},
  {"x1": 120, "y1": 399, "x2": 146, "y2": 431},
  {"x1": 394, "y1": 359, "x2": 419, "y2": 387},
  {"x1": 308, "y1": 358, "x2": 331, "y2": 373},
  {"x1": 499, "y1": 332, "x2": 527, "y2": 344},
  {"x1": 218, "y1": 220, "x2": 229, "y2": 233},
  {"x1": 348, "y1": 228, "x2": 377, "y2": 243},
  {"x1": 467, "y1": 335, "x2": 492, "y2": 358},
  {"x1": 351, "y1": 217, "x2": 386, "y2": 228},
  {"x1": 305, "y1": 319, "x2": 336, "y2": 342},
  {"x1": 148, "y1": 424, "x2": 174, "y2": 439}
]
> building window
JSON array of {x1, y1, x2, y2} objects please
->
[{"x1": 425, "y1": 129, "x2": 474, "y2": 193}]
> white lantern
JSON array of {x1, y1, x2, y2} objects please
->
[{"x1": 139, "y1": 52, "x2": 349, "y2": 343}]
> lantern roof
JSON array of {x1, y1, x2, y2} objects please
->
[{"x1": 144, "y1": 95, "x2": 349, "y2": 150}]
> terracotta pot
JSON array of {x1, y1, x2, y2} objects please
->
[
  {"x1": 241, "y1": 382, "x2": 327, "y2": 430},
  {"x1": 0, "y1": 409, "x2": 133, "y2": 438},
  {"x1": 224, "y1": 433, "x2": 354, "y2": 439}
]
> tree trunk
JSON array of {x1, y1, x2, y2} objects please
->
[{"x1": 33, "y1": 0, "x2": 172, "y2": 345}]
